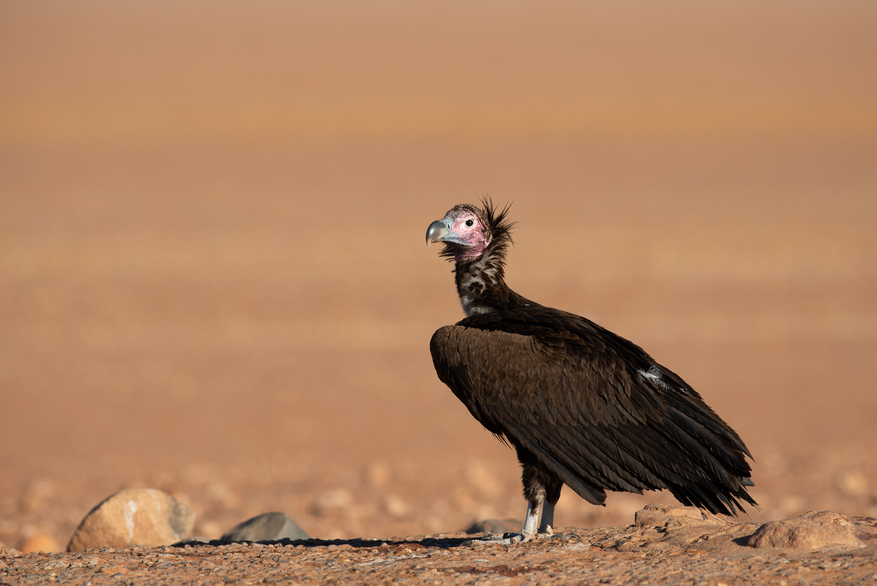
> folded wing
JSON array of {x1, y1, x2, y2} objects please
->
[{"x1": 430, "y1": 306, "x2": 756, "y2": 516}]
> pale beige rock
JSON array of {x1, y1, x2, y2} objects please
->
[
  {"x1": 748, "y1": 510, "x2": 864, "y2": 549},
  {"x1": 67, "y1": 488, "x2": 195, "y2": 552},
  {"x1": 634, "y1": 503, "x2": 712, "y2": 528}
]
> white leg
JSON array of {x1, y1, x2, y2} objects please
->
[
  {"x1": 538, "y1": 501, "x2": 555, "y2": 535},
  {"x1": 520, "y1": 500, "x2": 541, "y2": 541}
]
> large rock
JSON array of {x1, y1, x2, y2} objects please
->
[
  {"x1": 748, "y1": 510, "x2": 865, "y2": 550},
  {"x1": 67, "y1": 488, "x2": 195, "y2": 552},
  {"x1": 608, "y1": 504, "x2": 753, "y2": 553},
  {"x1": 221, "y1": 512, "x2": 309, "y2": 542},
  {"x1": 634, "y1": 503, "x2": 713, "y2": 528}
]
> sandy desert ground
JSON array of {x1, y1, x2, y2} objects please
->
[{"x1": 1, "y1": 0, "x2": 876, "y2": 564}]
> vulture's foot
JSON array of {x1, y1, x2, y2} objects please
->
[
  {"x1": 488, "y1": 532, "x2": 529, "y2": 544},
  {"x1": 463, "y1": 532, "x2": 526, "y2": 545},
  {"x1": 466, "y1": 528, "x2": 555, "y2": 545}
]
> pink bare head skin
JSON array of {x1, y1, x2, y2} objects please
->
[{"x1": 426, "y1": 204, "x2": 492, "y2": 261}]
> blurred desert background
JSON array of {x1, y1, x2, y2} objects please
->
[{"x1": 1, "y1": 1, "x2": 876, "y2": 552}]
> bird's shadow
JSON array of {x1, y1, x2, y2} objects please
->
[{"x1": 173, "y1": 535, "x2": 478, "y2": 550}]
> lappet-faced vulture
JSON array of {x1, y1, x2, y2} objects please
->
[{"x1": 426, "y1": 200, "x2": 755, "y2": 542}]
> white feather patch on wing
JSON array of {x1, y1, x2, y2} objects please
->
[{"x1": 638, "y1": 366, "x2": 671, "y2": 390}]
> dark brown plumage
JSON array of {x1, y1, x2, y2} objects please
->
[{"x1": 426, "y1": 200, "x2": 756, "y2": 542}]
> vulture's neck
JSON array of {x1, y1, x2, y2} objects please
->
[{"x1": 454, "y1": 246, "x2": 535, "y2": 317}]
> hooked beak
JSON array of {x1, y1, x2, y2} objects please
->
[{"x1": 425, "y1": 218, "x2": 453, "y2": 247}]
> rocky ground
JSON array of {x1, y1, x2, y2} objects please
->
[{"x1": 3, "y1": 505, "x2": 877, "y2": 585}]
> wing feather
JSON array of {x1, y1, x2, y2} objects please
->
[{"x1": 430, "y1": 306, "x2": 755, "y2": 515}]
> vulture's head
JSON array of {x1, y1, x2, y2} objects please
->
[{"x1": 426, "y1": 200, "x2": 513, "y2": 262}]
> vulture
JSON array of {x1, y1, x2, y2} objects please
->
[{"x1": 426, "y1": 200, "x2": 755, "y2": 542}]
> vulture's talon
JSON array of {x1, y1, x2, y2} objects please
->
[{"x1": 464, "y1": 533, "x2": 523, "y2": 546}]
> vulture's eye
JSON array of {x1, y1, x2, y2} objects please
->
[{"x1": 465, "y1": 219, "x2": 474, "y2": 227}]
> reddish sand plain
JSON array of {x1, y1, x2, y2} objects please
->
[{"x1": 1, "y1": 0, "x2": 876, "y2": 553}]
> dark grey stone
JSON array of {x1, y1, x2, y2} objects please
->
[{"x1": 221, "y1": 512, "x2": 309, "y2": 542}]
